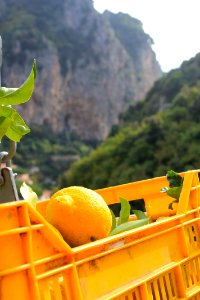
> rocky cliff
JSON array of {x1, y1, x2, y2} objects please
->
[{"x1": 0, "y1": 0, "x2": 162, "y2": 141}]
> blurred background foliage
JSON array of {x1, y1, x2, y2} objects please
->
[{"x1": 59, "y1": 54, "x2": 200, "y2": 190}]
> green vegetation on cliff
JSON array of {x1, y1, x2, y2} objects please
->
[
  {"x1": 60, "y1": 53, "x2": 200, "y2": 189},
  {"x1": 0, "y1": 0, "x2": 96, "y2": 73},
  {"x1": 13, "y1": 124, "x2": 91, "y2": 188}
]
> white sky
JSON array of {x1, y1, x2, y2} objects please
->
[{"x1": 93, "y1": 0, "x2": 200, "y2": 72}]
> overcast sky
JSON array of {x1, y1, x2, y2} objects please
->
[{"x1": 94, "y1": 0, "x2": 200, "y2": 72}]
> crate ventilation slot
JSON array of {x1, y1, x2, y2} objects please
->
[
  {"x1": 39, "y1": 274, "x2": 69, "y2": 300},
  {"x1": 185, "y1": 224, "x2": 200, "y2": 252},
  {"x1": 181, "y1": 256, "x2": 200, "y2": 290},
  {"x1": 147, "y1": 271, "x2": 178, "y2": 300},
  {"x1": 114, "y1": 287, "x2": 141, "y2": 300}
]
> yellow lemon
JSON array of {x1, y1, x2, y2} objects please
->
[{"x1": 46, "y1": 186, "x2": 112, "y2": 247}]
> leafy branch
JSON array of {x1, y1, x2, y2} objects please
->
[{"x1": 0, "y1": 59, "x2": 36, "y2": 142}]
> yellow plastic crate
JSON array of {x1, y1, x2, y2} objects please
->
[{"x1": 1, "y1": 170, "x2": 200, "y2": 299}]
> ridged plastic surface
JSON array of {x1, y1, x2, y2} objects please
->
[{"x1": 1, "y1": 170, "x2": 200, "y2": 299}]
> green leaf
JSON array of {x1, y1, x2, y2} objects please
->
[
  {"x1": 166, "y1": 170, "x2": 183, "y2": 188},
  {"x1": 117, "y1": 197, "x2": 131, "y2": 225},
  {"x1": 109, "y1": 209, "x2": 117, "y2": 232},
  {"x1": 0, "y1": 59, "x2": 36, "y2": 105},
  {"x1": 0, "y1": 116, "x2": 12, "y2": 140},
  {"x1": 161, "y1": 170, "x2": 183, "y2": 204},
  {"x1": 166, "y1": 186, "x2": 182, "y2": 200},
  {"x1": 132, "y1": 209, "x2": 147, "y2": 219},
  {"x1": 110, "y1": 218, "x2": 149, "y2": 236},
  {"x1": 20, "y1": 182, "x2": 39, "y2": 208},
  {"x1": 0, "y1": 106, "x2": 30, "y2": 142}
]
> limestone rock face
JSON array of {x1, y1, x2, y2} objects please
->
[{"x1": 1, "y1": 0, "x2": 162, "y2": 141}]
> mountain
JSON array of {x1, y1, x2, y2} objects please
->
[
  {"x1": 0, "y1": 0, "x2": 162, "y2": 141},
  {"x1": 103, "y1": 11, "x2": 161, "y2": 95},
  {"x1": 61, "y1": 53, "x2": 200, "y2": 189}
]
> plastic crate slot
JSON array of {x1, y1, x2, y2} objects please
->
[
  {"x1": 109, "y1": 199, "x2": 146, "y2": 218},
  {"x1": 147, "y1": 271, "x2": 178, "y2": 300},
  {"x1": 185, "y1": 223, "x2": 200, "y2": 252},
  {"x1": 197, "y1": 172, "x2": 200, "y2": 182},
  {"x1": 40, "y1": 274, "x2": 69, "y2": 300},
  {"x1": 131, "y1": 287, "x2": 140, "y2": 300},
  {"x1": 181, "y1": 256, "x2": 200, "y2": 290},
  {"x1": 112, "y1": 286, "x2": 141, "y2": 300}
]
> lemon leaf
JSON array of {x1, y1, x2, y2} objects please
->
[
  {"x1": 20, "y1": 182, "x2": 38, "y2": 208},
  {"x1": 110, "y1": 218, "x2": 149, "y2": 236},
  {"x1": 161, "y1": 170, "x2": 183, "y2": 200},
  {"x1": 166, "y1": 186, "x2": 182, "y2": 200},
  {"x1": 0, "y1": 59, "x2": 36, "y2": 105},
  {"x1": 132, "y1": 209, "x2": 147, "y2": 219},
  {"x1": 117, "y1": 197, "x2": 131, "y2": 225},
  {"x1": 166, "y1": 170, "x2": 183, "y2": 188},
  {"x1": 0, "y1": 106, "x2": 30, "y2": 142}
]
